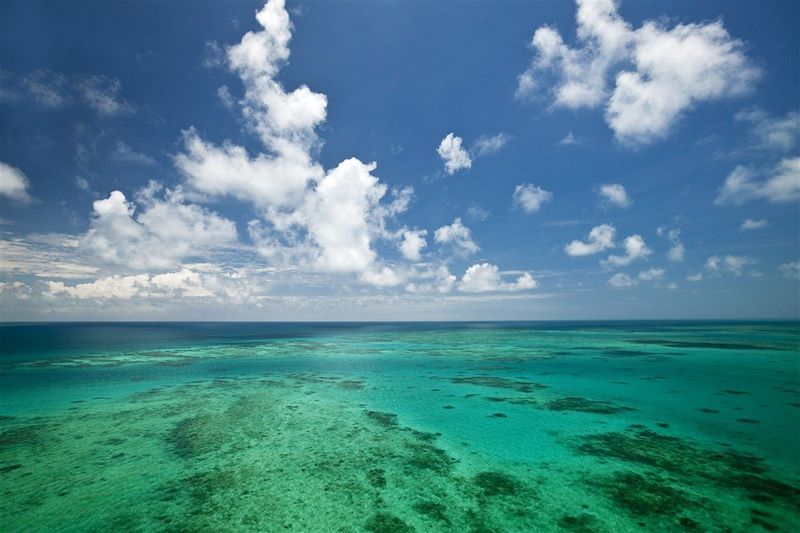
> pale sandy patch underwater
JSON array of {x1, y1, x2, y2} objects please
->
[{"x1": 0, "y1": 322, "x2": 798, "y2": 531}]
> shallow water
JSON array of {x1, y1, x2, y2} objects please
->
[{"x1": 1, "y1": 321, "x2": 798, "y2": 532}]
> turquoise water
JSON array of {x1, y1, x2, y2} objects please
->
[{"x1": 0, "y1": 322, "x2": 798, "y2": 531}]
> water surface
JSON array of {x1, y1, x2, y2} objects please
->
[{"x1": 1, "y1": 322, "x2": 798, "y2": 531}]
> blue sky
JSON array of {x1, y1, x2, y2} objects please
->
[{"x1": 0, "y1": 0, "x2": 798, "y2": 320}]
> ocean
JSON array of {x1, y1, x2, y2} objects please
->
[{"x1": 0, "y1": 321, "x2": 798, "y2": 531}]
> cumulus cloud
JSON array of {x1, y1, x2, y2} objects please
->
[
  {"x1": 704, "y1": 255, "x2": 756, "y2": 276},
  {"x1": 0, "y1": 281, "x2": 33, "y2": 300},
  {"x1": 517, "y1": 0, "x2": 759, "y2": 145},
  {"x1": 602, "y1": 235, "x2": 651, "y2": 267},
  {"x1": 471, "y1": 133, "x2": 510, "y2": 157},
  {"x1": 715, "y1": 158, "x2": 800, "y2": 205},
  {"x1": 740, "y1": 218, "x2": 768, "y2": 231},
  {"x1": 609, "y1": 267, "x2": 663, "y2": 287},
  {"x1": 657, "y1": 227, "x2": 685, "y2": 262},
  {"x1": 0, "y1": 161, "x2": 32, "y2": 202},
  {"x1": 434, "y1": 218, "x2": 479, "y2": 256},
  {"x1": 459, "y1": 263, "x2": 537, "y2": 293},
  {"x1": 398, "y1": 229, "x2": 427, "y2": 261},
  {"x1": 46, "y1": 267, "x2": 265, "y2": 301},
  {"x1": 736, "y1": 108, "x2": 799, "y2": 152},
  {"x1": 597, "y1": 183, "x2": 630, "y2": 208},
  {"x1": 172, "y1": 0, "x2": 418, "y2": 287},
  {"x1": 437, "y1": 133, "x2": 472, "y2": 174},
  {"x1": 778, "y1": 261, "x2": 800, "y2": 279},
  {"x1": 608, "y1": 272, "x2": 636, "y2": 287},
  {"x1": 638, "y1": 267, "x2": 664, "y2": 281},
  {"x1": 565, "y1": 223, "x2": 616, "y2": 256},
  {"x1": 81, "y1": 185, "x2": 237, "y2": 270},
  {"x1": 405, "y1": 264, "x2": 457, "y2": 294},
  {"x1": 513, "y1": 184, "x2": 553, "y2": 213}
]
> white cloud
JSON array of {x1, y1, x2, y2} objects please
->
[
  {"x1": 22, "y1": 70, "x2": 67, "y2": 107},
  {"x1": 736, "y1": 108, "x2": 799, "y2": 151},
  {"x1": 471, "y1": 133, "x2": 510, "y2": 157},
  {"x1": 686, "y1": 272, "x2": 703, "y2": 282},
  {"x1": 517, "y1": 0, "x2": 759, "y2": 145},
  {"x1": 513, "y1": 184, "x2": 552, "y2": 213},
  {"x1": 434, "y1": 218, "x2": 479, "y2": 256},
  {"x1": 217, "y1": 85, "x2": 235, "y2": 108},
  {"x1": 174, "y1": 1, "x2": 412, "y2": 287},
  {"x1": 740, "y1": 218, "x2": 768, "y2": 231},
  {"x1": 661, "y1": 228, "x2": 685, "y2": 262},
  {"x1": 176, "y1": 128, "x2": 322, "y2": 210},
  {"x1": 778, "y1": 261, "x2": 800, "y2": 279},
  {"x1": 602, "y1": 235, "x2": 651, "y2": 267},
  {"x1": 565, "y1": 223, "x2": 616, "y2": 256},
  {"x1": 597, "y1": 183, "x2": 630, "y2": 208},
  {"x1": 437, "y1": 133, "x2": 472, "y2": 174},
  {"x1": 202, "y1": 41, "x2": 225, "y2": 69},
  {"x1": 466, "y1": 204, "x2": 490, "y2": 221},
  {"x1": 0, "y1": 281, "x2": 33, "y2": 300},
  {"x1": 48, "y1": 268, "x2": 230, "y2": 300},
  {"x1": 459, "y1": 263, "x2": 537, "y2": 293},
  {"x1": 398, "y1": 229, "x2": 427, "y2": 261},
  {"x1": 638, "y1": 267, "x2": 664, "y2": 281},
  {"x1": 608, "y1": 273, "x2": 636, "y2": 287},
  {"x1": 111, "y1": 142, "x2": 156, "y2": 166},
  {"x1": 75, "y1": 75, "x2": 133, "y2": 116},
  {"x1": 0, "y1": 161, "x2": 32, "y2": 203},
  {"x1": 81, "y1": 186, "x2": 237, "y2": 270},
  {"x1": 75, "y1": 176, "x2": 90, "y2": 191},
  {"x1": 704, "y1": 255, "x2": 756, "y2": 276},
  {"x1": 0, "y1": 234, "x2": 98, "y2": 278},
  {"x1": 558, "y1": 132, "x2": 582, "y2": 146},
  {"x1": 715, "y1": 158, "x2": 800, "y2": 205},
  {"x1": 301, "y1": 158, "x2": 386, "y2": 274},
  {"x1": 405, "y1": 265, "x2": 457, "y2": 294}
]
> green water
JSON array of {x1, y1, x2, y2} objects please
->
[{"x1": 0, "y1": 322, "x2": 798, "y2": 531}]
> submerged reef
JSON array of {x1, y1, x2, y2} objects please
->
[
  {"x1": 631, "y1": 339, "x2": 788, "y2": 351},
  {"x1": 598, "y1": 471, "x2": 693, "y2": 516},
  {"x1": 546, "y1": 397, "x2": 635, "y2": 415},
  {"x1": 576, "y1": 426, "x2": 800, "y2": 529},
  {"x1": 450, "y1": 376, "x2": 547, "y2": 393},
  {"x1": 473, "y1": 471, "x2": 520, "y2": 496}
]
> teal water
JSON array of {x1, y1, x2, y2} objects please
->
[{"x1": 0, "y1": 322, "x2": 798, "y2": 531}]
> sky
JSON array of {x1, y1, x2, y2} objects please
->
[{"x1": 0, "y1": 0, "x2": 798, "y2": 321}]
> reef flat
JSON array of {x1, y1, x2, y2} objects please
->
[{"x1": 0, "y1": 321, "x2": 798, "y2": 531}]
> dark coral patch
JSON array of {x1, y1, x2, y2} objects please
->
[
  {"x1": 631, "y1": 339, "x2": 787, "y2": 351},
  {"x1": 412, "y1": 500, "x2": 449, "y2": 523},
  {"x1": 557, "y1": 512, "x2": 599, "y2": 532},
  {"x1": 364, "y1": 512, "x2": 414, "y2": 533},
  {"x1": 365, "y1": 410, "x2": 399, "y2": 429},
  {"x1": 601, "y1": 471, "x2": 693, "y2": 516},
  {"x1": 404, "y1": 441, "x2": 456, "y2": 474},
  {"x1": 450, "y1": 376, "x2": 546, "y2": 393},
  {"x1": 473, "y1": 471, "x2": 520, "y2": 496},
  {"x1": 547, "y1": 397, "x2": 634, "y2": 415},
  {"x1": 367, "y1": 468, "x2": 386, "y2": 488}
]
